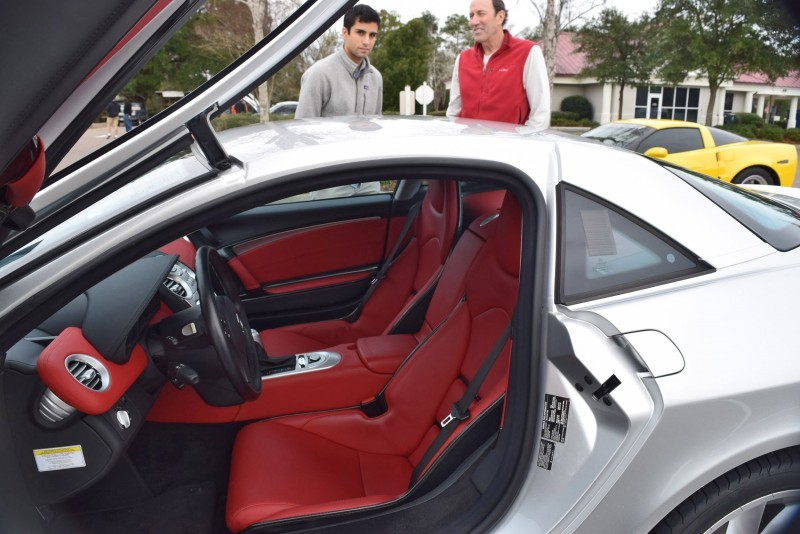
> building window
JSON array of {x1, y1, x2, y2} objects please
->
[
  {"x1": 724, "y1": 93, "x2": 734, "y2": 113},
  {"x1": 635, "y1": 86, "x2": 701, "y2": 122}
]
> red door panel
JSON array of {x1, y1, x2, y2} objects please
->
[{"x1": 233, "y1": 217, "x2": 388, "y2": 287}]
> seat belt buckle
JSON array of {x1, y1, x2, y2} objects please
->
[{"x1": 440, "y1": 403, "x2": 469, "y2": 428}]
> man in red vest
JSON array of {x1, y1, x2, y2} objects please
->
[{"x1": 447, "y1": 0, "x2": 550, "y2": 129}]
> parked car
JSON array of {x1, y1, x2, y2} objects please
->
[
  {"x1": 4, "y1": 2, "x2": 800, "y2": 534},
  {"x1": 582, "y1": 118, "x2": 797, "y2": 186},
  {"x1": 269, "y1": 100, "x2": 298, "y2": 116}
]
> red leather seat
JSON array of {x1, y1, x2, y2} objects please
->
[
  {"x1": 260, "y1": 180, "x2": 459, "y2": 355},
  {"x1": 226, "y1": 192, "x2": 521, "y2": 532}
]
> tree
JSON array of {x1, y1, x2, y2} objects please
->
[
  {"x1": 371, "y1": 17, "x2": 436, "y2": 112},
  {"x1": 424, "y1": 14, "x2": 470, "y2": 112},
  {"x1": 576, "y1": 8, "x2": 655, "y2": 119},
  {"x1": 233, "y1": 0, "x2": 303, "y2": 120},
  {"x1": 269, "y1": 28, "x2": 338, "y2": 103},
  {"x1": 124, "y1": 7, "x2": 233, "y2": 112},
  {"x1": 526, "y1": 0, "x2": 605, "y2": 95},
  {"x1": 654, "y1": 0, "x2": 798, "y2": 125}
]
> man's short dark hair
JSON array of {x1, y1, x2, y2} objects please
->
[
  {"x1": 493, "y1": 0, "x2": 508, "y2": 26},
  {"x1": 344, "y1": 5, "x2": 381, "y2": 31}
]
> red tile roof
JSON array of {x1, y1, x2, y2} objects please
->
[
  {"x1": 735, "y1": 72, "x2": 800, "y2": 89},
  {"x1": 551, "y1": 32, "x2": 800, "y2": 89},
  {"x1": 553, "y1": 32, "x2": 586, "y2": 76}
]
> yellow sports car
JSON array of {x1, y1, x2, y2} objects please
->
[{"x1": 582, "y1": 119, "x2": 798, "y2": 186}]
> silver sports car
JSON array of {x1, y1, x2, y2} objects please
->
[{"x1": 1, "y1": 1, "x2": 800, "y2": 533}]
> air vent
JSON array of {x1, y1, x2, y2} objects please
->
[
  {"x1": 65, "y1": 355, "x2": 110, "y2": 392},
  {"x1": 163, "y1": 273, "x2": 193, "y2": 300},
  {"x1": 163, "y1": 277, "x2": 188, "y2": 298}
]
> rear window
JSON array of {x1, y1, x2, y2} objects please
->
[
  {"x1": 708, "y1": 127, "x2": 747, "y2": 147},
  {"x1": 668, "y1": 166, "x2": 800, "y2": 251},
  {"x1": 558, "y1": 185, "x2": 711, "y2": 305}
]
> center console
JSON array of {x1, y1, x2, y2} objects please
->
[{"x1": 260, "y1": 351, "x2": 342, "y2": 379}]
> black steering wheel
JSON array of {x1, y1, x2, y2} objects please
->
[{"x1": 195, "y1": 246, "x2": 261, "y2": 401}]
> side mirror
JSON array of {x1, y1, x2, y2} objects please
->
[{"x1": 644, "y1": 147, "x2": 668, "y2": 159}]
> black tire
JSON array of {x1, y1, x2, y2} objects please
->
[
  {"x1": 732, "y1": 167, "x2": 775, "y2": 186},
  {"x1": 651, "y1": 447, "x2": 800, "y2": 533}
]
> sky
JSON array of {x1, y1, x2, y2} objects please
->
[{"x1": 365, "y1": 0, "x2": 660, "y2": 32}]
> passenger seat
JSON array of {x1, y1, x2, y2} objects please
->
[{"x1": 260, "y1": 180, "x2": 459, "y2": 354}]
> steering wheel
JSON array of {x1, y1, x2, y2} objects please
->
[{"x1": 195, "y1": 246, "x2": 261, "y2": 401}]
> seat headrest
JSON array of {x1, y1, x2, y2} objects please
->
[
  {"x1": 492, "y1": 192, "x2": 522, "y2": 277},
  {"x1": 425, "y1": 180, "x2": 445, "y2": 213}
]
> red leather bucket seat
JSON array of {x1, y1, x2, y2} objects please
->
[
  {"x1": 259, "y1": 180, "x2": 459, "y2": 355},
  {"x1": 226, "y1": 192, "x2": 522, "y2": 532}
]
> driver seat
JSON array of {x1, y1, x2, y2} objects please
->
[{"x1": 226, "y1": 192, "x2": 521, "y2": 532}]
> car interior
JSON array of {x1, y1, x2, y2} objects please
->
[{"x1": 0, "y1": 174, "x2": 536, "y2": 533}]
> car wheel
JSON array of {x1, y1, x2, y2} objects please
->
[
  {"x1": 652, "y1": 447, "x2": 800, "y2": 533},
  {"x1": 732, "y1": 167, "x2": 774, "y2": 185}
]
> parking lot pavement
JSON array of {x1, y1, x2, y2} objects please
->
[{"x1": 53, "y1": 123, "x2": 119, "y2": 174}]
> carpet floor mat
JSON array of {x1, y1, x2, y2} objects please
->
[{"x1": 52, "y1": 481, "x2": 216, "y2": 534}]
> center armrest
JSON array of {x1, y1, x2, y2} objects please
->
[{"x1": 356, "y1": 334, "x2": 418, "y2": 374}]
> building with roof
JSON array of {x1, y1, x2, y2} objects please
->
[{"x1": 554, "y1": 33, "x2": 800, "y2": 128}]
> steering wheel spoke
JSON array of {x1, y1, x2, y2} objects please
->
[{"x1": 195, "y1": 246, "x2": 261, "y2": 402}]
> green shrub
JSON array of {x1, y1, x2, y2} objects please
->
[
  {"x1": 784, "y1": 128, "x2": 800, "y2": 143},
  {"x1": 552, "y1": 111, "x2": 580, "y2": 122},
  {"x1": 757, "y1": 125, "x2": 785, "y2": 142},
  {"x1": 721, "y1": 124, "x2": 756, "y2": 139},
  {"x1": 734, "y1": 112, "x2": 765, "y2": 127},
  {"x1": 560, "y1": 95, "x2": 593, "y2": 120},
  {"x1": 211, "y1": 113, "x2": 261, "y2": 132},
  {"x1": 578, "y1": 118, "x2": 600, "y2": 127}
]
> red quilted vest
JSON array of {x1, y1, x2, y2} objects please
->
[{"x1": 458, "y1": 31, "x2": 534, "y2": 124}]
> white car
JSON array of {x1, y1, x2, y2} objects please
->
[
  {"x1": 269, "y1": 101, "x2": 298, "y2": 116},
  {"x1": 2, "y1": 2, "x2": 800, "y2": 533}
]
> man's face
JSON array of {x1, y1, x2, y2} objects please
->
[
  {"x1": 469, "y1": 0, "x2": 504, "y2": 44},
  {"x1": 342, "y1": 19, "x2": 379, "y2": 64}
]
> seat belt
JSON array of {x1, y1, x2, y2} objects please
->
[
  {"x1": 350, "y1": 201, "x2": 422, "y2": 320},
  {"x1": 410, "y1": 322, "x2": 512, "y2": 484}
]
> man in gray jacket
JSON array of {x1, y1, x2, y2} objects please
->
[{"x1": 295, "y1": 5, "x2": 383, "y2": 118}]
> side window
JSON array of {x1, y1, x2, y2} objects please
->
[
  {"x1": 638, "y1": 128, "x2": 704, "y2": 154},
  {"x1": 559, "y1": 186, "x2": 711, "y2": 305},
  {"x1": 271, "y1": 180, "x2": 397, "y2": 204}
]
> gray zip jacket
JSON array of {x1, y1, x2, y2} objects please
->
[{"x1": 295, "y1": 46, "x2": 383, "y2": 118}]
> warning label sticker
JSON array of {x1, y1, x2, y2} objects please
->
[
  {"x1": 537, "y1": 439, "x2": 556, "y2": 470},
  {"x1": 33, "y1": 445, "x2": 86, "y2": 472},
  {"x1": 542, "y1": 394, "x2": 570, "y2": 444}
]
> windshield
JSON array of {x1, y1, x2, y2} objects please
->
[
  {"x1": 667, "y1": 165, "x2": 800, "y2": 251},
  {"x1": 581, "y1": 123, "x2": 654, "y2": 149}
]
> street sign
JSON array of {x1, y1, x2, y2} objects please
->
[
  {"x1": 415, "y1": 82, "x2": 434, "y2": 105},
  {"x1": 415, "y1": 82, "x2": 434, "y2": 116}
]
